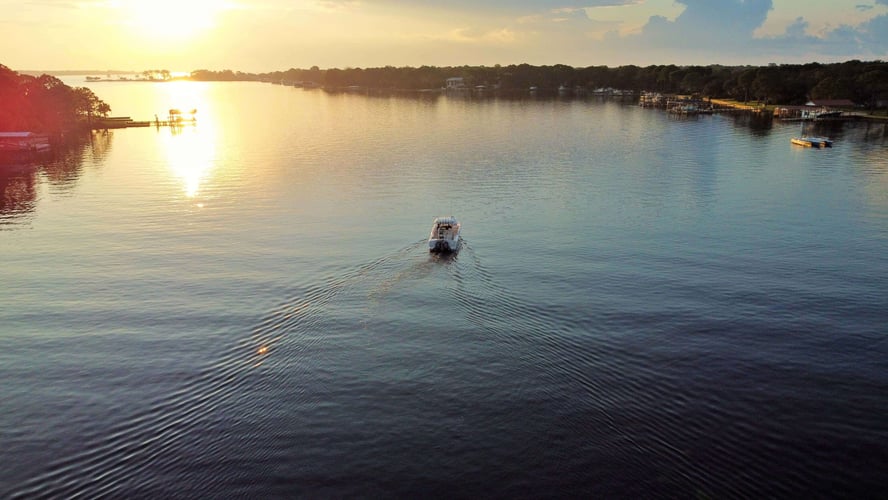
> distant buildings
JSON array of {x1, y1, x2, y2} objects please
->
[
  {"x1": 445, "y1": 77, "x2": 465, "y2": 90},
  {"x1": 774, "y1": 98, "x2": 856, "y2": 120},
  {"x1": 0, "y1": 132, "x2": 51, "y2": 152},
  {"x1": 804, "y1": 99, "x2": 855, "y2": 108}
]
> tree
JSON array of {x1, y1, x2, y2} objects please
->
[
  {"x1": 809, "y1": 76, "x2": 855, "y2": 100},
  {"x1": 0, "y1": 67, "x2": 110, "y2": 132},
  {"x1": 750, "y1": 67, "x2": 785, "y2": 104},
  {"x1": 680, "y1": 69, "x2": 708, "y2": 94},
  {"x1": 855, "y1": 69, "x2": 888, "y2": 110},
  {"x1": 73, "y1": 87, "x2": 110, "y2": 125},
  {"x1": 737, "y1": 68, "x2": 757, "y2": 102}
]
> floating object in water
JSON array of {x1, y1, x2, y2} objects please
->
[
  {"x1": 428, "y1": 216, "x2": 461, "y2": 253},
  {"x1": 791, "y1": 136, "x2": 832, "y2": 148}
]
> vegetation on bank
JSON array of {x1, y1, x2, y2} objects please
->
[
  {"x1": 1, "y1": 64, "x2": 111, "y2": 133},
  {"x1": 190, "y1": 60, "x2": 888, "y2": 109},
  {"x1": 5, "y1": 59, "x2": 887, "y2": 133}
]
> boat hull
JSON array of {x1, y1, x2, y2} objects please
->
[
  {"x1": 429, "y1": 236, "x2": 459, "y2": 253},
  {"x1": 791, "y1": 137, "x2": 832, "y2": 148},
  {"x1": 428, "y1": 216, "x2": 461, "y2": 253}
]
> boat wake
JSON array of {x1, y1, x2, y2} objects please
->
[
  {"x1": 7, "y1": 240, "x2": 434, "y2": 499},
  {"x1": 7, "y1": 238, "x2": 616, "y2": 499}
]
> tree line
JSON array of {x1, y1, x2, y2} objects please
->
[
  {"x1": 1, "y1": 64, "x2": 111, "y2": 133},
  {"x1": 190, "y1": 60, "x2": 888, "y2": 108}
]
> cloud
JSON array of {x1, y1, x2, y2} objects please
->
[
  {"x1": 859, "y1": 13, "x2": 888, "y2": 49},
  {"x1": 754, "y1": 11, "x2": 888, "y2": 59},
  {"x1": 783, "y1": 17, "x2": 809, "y2": 38},
  {"x1": 323, "y1": 0, "x2": 638, "y2": 7},
  {"x1": 21, "y1": 0, "x2": 78, "y2": 7},
  {"x1": 312, "y1": 0, "x2": 361, "y2": 12},
  {"x1": 442, "y1": 27, "x2": 518, "y2": 44},
  {"x1": 304, "y1": 0, "x2": 642, "y2": 15},
  {"x1": 594, "y1": 0, "x2": 888, "y2": 63},
  {"x1": 639, "y1": 0, "x2": 773, "y2": 47},
  {"x1": 384, "y1": 0, "x2": 888, "y2": 66}
]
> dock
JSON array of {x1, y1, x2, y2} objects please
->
[
  {"x1": 91, "y1": 119, "x2": 194, "y2": 130},
  {"x1": 91, "y1": 110, "x2": 197, "y2": 130},
  {"x1": 91, "y1": 116, "x2": 144, "y2": 129}
]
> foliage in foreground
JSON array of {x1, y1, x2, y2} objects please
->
[{"x1": 0, "y1": 64, "x2": 111, "y2": 132}]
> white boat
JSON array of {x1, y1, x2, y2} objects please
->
[{"x1": 428, "y1": 216, "x2": 461, "y2": 253}]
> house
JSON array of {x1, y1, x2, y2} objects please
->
[
  {"x1": 445, "y1": 77, "x2": 465, "y2": 90},
  {"x1": 0, "y1": 132, "x2": 50, "y2": 152},
  {"x1": 805, "y1": 99, "x2": 855, "y2": 108}
]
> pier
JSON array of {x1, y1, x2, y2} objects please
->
[
  {"x1": 91, "y1": 118, "x2": 195, "y2": 130},
  {"x1": 708, "y1": 98, "x2": 765, "y2": 112},
  {"x1": 91, "y1": 109, "x2": 197, "y2": 130}
]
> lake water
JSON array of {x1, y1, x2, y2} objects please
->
[{"x1": 2, "y1": 80, "x2": 887, "y2": 498}]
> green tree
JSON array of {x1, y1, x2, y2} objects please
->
[
  {"x1": 0, "y1": 66, "x2": 111, "y2": 132},
  {"x1": 809, "y1": 76, "x2": 855, "y2": 100},
  {"x1": 855, "y1": 69, "x2": 888, "y2": 110},
  {"x1": 737, "y1": 68, "x2": 757, "y2": 102}
]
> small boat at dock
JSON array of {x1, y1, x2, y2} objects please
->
[
  {"x1": 428, "y1": 216, "x2": 461, "y2": 253},
  {"x1": 791, "y1": 136, "x2": 832, "y2": 148}
]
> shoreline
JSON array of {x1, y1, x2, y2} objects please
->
[{"x1": 709, "y1": 98, "x2": 888, "y2": 121}]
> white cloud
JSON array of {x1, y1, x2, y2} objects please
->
[
  {"x1": 596, "y1": 0, "x2": 888, "y2": 64},
  {"x1": 4, "y1": 0, "x2": 888, "y2": 71}
]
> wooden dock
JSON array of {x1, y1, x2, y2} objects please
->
[{"x1": 91, "y1": 116, "x2": 196, "y2": 130}]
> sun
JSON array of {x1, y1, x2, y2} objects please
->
[{"x1": 123, "y1": 0, "x2": 227, "y2": 40}]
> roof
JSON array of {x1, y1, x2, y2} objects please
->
[
  {"x1": 0, "y1": 132, "x2": 38, "y2": 138},
  {"x1": 433, "y1": 216, "x2": 458, "y2": 225},
  {"x1": 805, "y1": 99, "x2": 855, "y2": 107}
]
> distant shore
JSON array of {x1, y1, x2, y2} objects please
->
[
  {"x1": 83, "y1": 77, "x2": 188, "y2": 83},
  {"x1": 709, "y1": 98, "x2": 888, "y2": 121},
  {"x1": 12, "y1": 61, "x2": 888, "y2": 122}
]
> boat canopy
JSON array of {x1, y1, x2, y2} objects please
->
[{"x1": 433, "y1": 216, "x2": 458, "y2": 225}]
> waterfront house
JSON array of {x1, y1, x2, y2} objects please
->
[
  {"x1": 805, "y1": 99, "x2": 855, "y2": 108},
  {"x1": 445, "y1": 77, "x2": 465, "y2": 90},
  {"x1": 0, "y1": 132, "x2": 50, "y2": 152}
]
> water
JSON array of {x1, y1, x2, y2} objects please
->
[{"x1": 2, "y1": 81, "x2": 887, "y2": 497}]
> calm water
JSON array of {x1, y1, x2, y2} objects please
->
[{"x1": 2, "y1": 81, "x2": 888, "y2": 498}]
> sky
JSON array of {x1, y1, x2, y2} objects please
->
[{"x1": 2, "y1": 0, "x2": 888, "y2": 72}]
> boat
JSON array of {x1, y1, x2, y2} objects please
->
[
  {"x1": 428, "y1": 216, "x2": 461, "y2": 253},
  {"x1": 791, "y1": 136, "x2": 832, "y2": 148},
  {"x1": 815, "y1": 110, "x2": 843, "y2": 120}
]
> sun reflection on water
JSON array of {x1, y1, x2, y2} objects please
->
[
  {"x1": 162, "y1": 126, "x2": 216, "y2": 198},
  {"x1": 155, "y1": 82, "x2": 217, "y2": 200}
]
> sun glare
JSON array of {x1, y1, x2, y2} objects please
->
[
  {"x1": 164, "y1": 127, "x2": 216, "y2": 198},
  {"x1": 156, "y1": 81, "x2": 217, "y2": 199},
  {"x1": 124, "y1": 0, "x2": 227, "y2": 39}
]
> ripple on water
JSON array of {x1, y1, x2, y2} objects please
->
[{"x1": 4, "y1": 93, "x2": 888, "y2": 498}]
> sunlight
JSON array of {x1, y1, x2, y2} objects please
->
[
  {"x1": 123, "y1": 0, "x2": 228, "y2": 39},
  {"x1": 163, "y1": 126, "x2": 216, "y2": 198},
  {"x1": 160, "y1": 80, "x2": 211, "y2": 110},
  {"x1": 155, "y1": 81, "x2": 217, "y2": 199}
]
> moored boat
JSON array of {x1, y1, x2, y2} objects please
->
[
  {"x1": 791, "y1": 136, "x2": 832, "y2": 148},
  {"x1": 428, "y1": 216, "x2": 461, "y2": 253}
]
